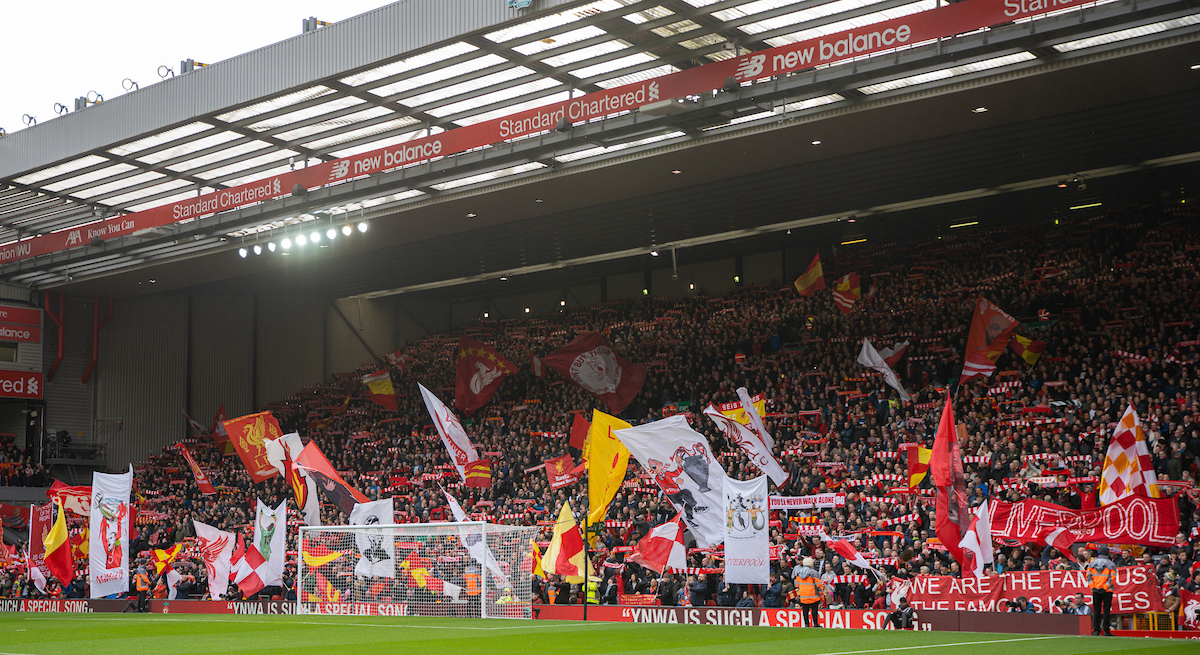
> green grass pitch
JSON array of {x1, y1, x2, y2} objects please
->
[{"x1": 2, "y1": 614, "x2": 1196, "y2": 654}]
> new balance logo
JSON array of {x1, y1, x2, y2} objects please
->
[
  {"x1": 735, "y1": 55, "x2": 766, "y2": 80},
  {"x1": 330, "y1": 161, "x2": 350, "y2": 180}
]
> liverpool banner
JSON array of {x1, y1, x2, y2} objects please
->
[
  {"x1": 614, "y1": 415, "x2": 727, "y2": 547},
  {"x1": 769, "y1": 494, "x2": 846, "y2": 510},
  {"x1": 990, "y1": 495, "x2": 1178, "y2": 547},
  {"x1": 543, "y1": 454, "x2": 581, "y2": 490},
  {"x1": 28, "y1": 503, "x2": 52, "y2": 586},
  {"x1": 455, "y1": 337, "x2": 516, "y2": 415},
  {"x1": 704, "y1": 404, "x2": 787, "y2": 486},
  {"x1": 349, "y1": 498, "x2": 395, "y2": 578},
  {"x1": 539, "y1": 332, "x2": 646, "y2": 414},
  {"x1": 724, "y1": 475, "x2": 770, "y2": 584},
  {"x1": 906, "y1": 565, "x2": 1164, "y2": 614},
  {"x1": 223, "y1": 411, "x2": 285, "y2": 482},
  {"x1": 89, "y1": 466, "x2": 132, "y2": 598},
  {"x1": 419, "y1": 383, "x2": 480, "y2": 483}
]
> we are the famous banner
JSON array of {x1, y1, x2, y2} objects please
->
[
  {"x1": 990, "y1": 496, "x2": 1179, "y2": 547},
  {"x1": 0, "y1": 0, "x2": 1102, "y2": 266},
  {"x1": 906, "y1": 565, "x2": 1164, "y2": 614}
]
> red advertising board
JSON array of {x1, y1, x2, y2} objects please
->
[
  {"x1": 0, "y1": 305, "x2": 41, "y2": 327},
  {"x1": 0, "y1": 324, "x2": 40, "y2": 343},
  {"x1": 0, "y1": 0, "x2": 1098, "y2": 267},
  {"x1": 0, "y1": 370, "x2": 42, "y2": 399}
]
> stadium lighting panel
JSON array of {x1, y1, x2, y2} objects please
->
[
  {"x1": 1053, "y1": 15, "x2": 1200, "y2": 52},
  {"x1": 856, "y1": 52, "x2": 1037, "y2": 94}
]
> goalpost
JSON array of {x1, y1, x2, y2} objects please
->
[{"x1": 296, "y1": 522, "x2": 539, "y2": 618}]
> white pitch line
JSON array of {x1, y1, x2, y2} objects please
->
[
  {"x1": 21, "y1": 615, "x2": 604, "y2": 630},
  {"x1": 808, "y1": 635, "x2": 1065, "y2": 655}
]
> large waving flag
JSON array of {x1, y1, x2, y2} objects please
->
[
  {"x1": 150, "y1": 543, "x2": 182, "y2": 575},
  {"x1": 400, "y1": 554, "x2": 463, "y2": 600},
  {"x1": 222, "y1": 411, "x2": 285, "y2": 482},
  {"x1": 703, "y1": 404, "x2": 787, "y2": 486},
  {"x1": 1098, "y1": 405, "x2": 1160, "y2": 504},
  {"x1": 832, "y1": 273, "x2": 861, "y2": 313},
  {"x1": 465, "y1": 460, "x2": 492, "y2": 488},
  {"x1": 419, "y1": 383, "x2": 481, "y2": 483},
  {"x1": 736, "y1": 387, "x2": 774, "y2": 451},
  {"x1": 857, "y1": 338, "x2": 911, "y2": 401},
  {"x1": 192, "y1": 520, "x2": 235, "y2": 600},
  {"x1": 1009, "y1": 334, "x2": 1048, "y2": 365},
  {"x1": 89, "y1": 465, "x2": 133, "y2": 598},
  {"x1": 585, "y1": 410, "x2": 631, "y2": 539},
  {"x1": 233, "y1": 543, "x2": 270, "y2": 597},
  {"x1": 793, "y1": 253, "x2": 825, "y2": 296},
  {"x1": 264, "y1": 432, "x2": 320, "y2": 526},
  {"x1": 444, "y1": 491, "x2": 511, "y2": 587},
  {"x1": 211, "y1": 405, "x2": 235, "y2": 456},
  {"x1": 294, "y1": 441, "x2": 369, "y2": 516},
  {"x1": 957, "y1": 503, "x2": 994, "y2": 578},
  {"x1": 614, "y1": 415, "x2": 728, "y2": 547},
  {"x1": 455, "y1": 337, "x2": 516, "y2": 415},
  {"x1": 827, "y1": 537, "x2": 883, "y2": 580},
  {"x1": 253, "y1": 499, "x2": 287, "y2": 586},
  {"x1": 349, "y1": 498, "x2": 395, "y2": 578},
  {"x1": 542, "y1": 502, "x2": 587, "y2": 583},
  {"x1": 176, "y1": 444, "x2": 217, "y2": 495},
  {"x1": 931, "y1": 394, "x2": 968, "y2": 568},
  {"x1": 48, "y1": 480, "x2": 91, "y2": 516},
  {"x1": 362, "y1": 371, "x2": 399, "y2": 410},
  {"x1": 44, "y1": 498, "x2": 73, "y2": 585},
  {"x1": 539, "y1": 332, "x2": 646, "y2": 414},
  {"x1": 628, "y1": 513, "x2": 687, "y2": 574},
  {"x1": 959, "y1": 296, "x2": 1016, "y2": 383}
]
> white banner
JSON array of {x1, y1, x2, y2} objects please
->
[
  {"x1": 350, "y1": 498, "x2": 395, "y2": 578},
  {"x1": 419, "y1": 383, "x2": 479, "y2": 482},
  {"x1": 192, "y1": 520, "x2": 235, "y2": 601},
  {"x1": 89, "y1": 465, "x2": 132, "y2": 598},
  {"x1": 444, "y1": 492, "x2": 510, "y2": 588},
  {"x1": 253, "y1": 499, "x2": 287, "y2": 587},
  {"x1": 769, "y1": 493, "x2": 846, "y2": 510},
  {"x1": 614, "y1": 416, "x2": 727, "y2": 547},
  {"x1": 703, "y1": 404, "x2": 788, "y2": 486},
  {"x1": 724, "y1": 475, "x2": 770, "y2": 584}
]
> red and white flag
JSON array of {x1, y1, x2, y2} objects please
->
[
  {"x1": 419, "y1": 383, "x2": 480, "y2": 483},
  {"x1": 827, "y1": 538, "x2": 882, "y2": 580},
  {"x1": 959, "y1": 296, "x2": 1016, "y2": 383},
  {"x1": 176, "y1": 444, "x2": 217, "y2": 495},
  {"x1": 531, "y1": 354, "x2": 545, "y2": 378},
  {"x1": 1180, "y1": 589, "x2": 1200, "y2": 630},
  {"x1": 957, "y1": 502, "x2": 994, "y2": 577},
  {"x1": 192, "y1": 520, "x2": 234, "y2": 600},
  {"x1": 857, "y1": 339, "x2": 911, "y2": 402},
  {"x1": 879, "y1": 341, "x2": 910, "y2": 368},
  {"x1": 539, "y1": 332, "x2": 646, "y2": 414},
  {"x1": 455, "y1": 337, "x2": 516, "y2": 415},
  {"x1": 233, "y1": 541, "x2": 270, "y2": 597},
  {"x1": 1098, "y1": 404, "x2": 1160, "y2": 505},
  {"x1": 628, "y1": 514, "x2": 687, "y2": 574},
  {"x1": 832, "y1": 273, "x2": 861, "y2": 313},
  {"x1": 1035, "y1": 526, "x2": 1077, "y2": 562},
  {"x1": 48, "y1": 480, "x2": 91, "y2": 516},
  {"x1": 703, "y1": 404, "x2": 788, "y2": 486}
]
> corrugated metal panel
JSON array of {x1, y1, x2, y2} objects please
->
[
  {"x1": 0, "y1": 285, "x2": 33, "y2": 304},
  {"x1": 743, "y1": 251, "x2": 783, "y2": 286},
  {"x1": 256, "y1": 296, "x2": 327, "y2": 407},
  {"x1": 189, "y1": 295, "x2": 255, "y2": 424},
  {"x1": 0, "y1": 0, "x2": 587, "y2": 178},
  {"x1": 492, "y1": 289, "x2": 564, "y2": 320},
  {"x1": 451, "y1": 300, "x2": 488, "y2": 328},
  {"x1": 330, "y1": 298, "x2": 395, "y2": 374},
  {"x1": 395, "y1": 299, "x2": 451, "y2": 343},
  {"x1": 96, "y1": 296, "x2": 188, "y2": 469},
  {"x1": 0, "y1": 402, "x2": 27, "y2": 446},
  {"x1": 607, "y1": 272, "x2": 644, "y2": 301},
  {"x1": 42, "y1": 295, "x2": 94, "y2": 442}
]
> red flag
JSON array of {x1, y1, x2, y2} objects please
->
[
  {"x1": 295, "y1": 441, "x2": 368, "y2": 515},
  {"x1": 931, "y1": 392, "x2": 968, "y2": 568},
  {"x1": 832, "y1": 273, "x2": 861, "y2": 313},
  {"x1": 628, "y1": 514, "x2": 686, "y2": 574},
  {"x1": 211, "y1": 405, "x2": 235, "y2": 455},
  {"x1": 539, "y1": 332, "x2": 646, "y2": 414},
  {"x1": 222, "y1": 411, "x2": 284, "y2": 482},
  {"x1": 362, "y1": 371, "x2": 398, "y2": 411},
  {"x1": 176, "y1": 444, "x2": 217, "y2": 495},
  {"x1": 464, "y1": 460, "x2": 492, "y2": 488},
  {"x1": 44, "y1": 499, "x2": 73, "y2": 585},
  {"x1": 47, "y1": 480, "x2": 91, "y2": 516},
  {"x1": 1009, "y1": 334, "x2": 1048, "y2": 365},
  {"x1": 1180, "y1": 589, "x2": 1200, "y2": 630},
  {"x1": 568, "y1": 413, "x2": 591, "y2": 451},
  {"x1": 1035, "y1": 526, "x2": 1077, "y2": 562},
  {"x1": 543, "y1": 454, "x2": 581, "y2": 490},
  {"x1": 455, "y1": 337, "x2": 516, "y2": 415},
  {"x1": 959, "y1": 296, "x2": 1016, "y2": 383},
  {"x1": 793, "y1": 254, "x2": 825, "y2": 297}
]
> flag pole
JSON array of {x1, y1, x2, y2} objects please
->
[{"x1": 583, "y1": 498, "x2": 589, "y2": 622}]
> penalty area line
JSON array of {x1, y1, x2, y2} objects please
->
[{"x1": 809, "y1": 635, "x2": 1065, "y2": 655}]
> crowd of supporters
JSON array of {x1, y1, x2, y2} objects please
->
[{"x1": 1, "y1": 204, "x2": 1199, "y2": 619}]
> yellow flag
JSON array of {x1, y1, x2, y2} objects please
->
[
  {"x1": 585, "y1": 410, "x2": 631, "y2": 542},
  {"x1": 530, "y1": 540, "x2": 546, "y2": 579},
  {"x1": 542, "y1": 502, "x2": 586, "y2": 583}
]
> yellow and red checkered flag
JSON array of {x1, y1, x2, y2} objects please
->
[
  {"x1": 151, "y1": 543, "x2": 183, "y2": 575},
  {"x1": 464, "y1": 459, "x2": 492, "y2": 488},
  {"x1": 1098, "y1": 404, "x2": 1160, "y2": 505}
]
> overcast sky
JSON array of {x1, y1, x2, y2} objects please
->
[{"x1": 1, "y1": 0, "x2": 394, "y2": 137}]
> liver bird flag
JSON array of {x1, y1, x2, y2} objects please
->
[
  {"x1": 455, "y1": 337, "x2": 516, "y2": 415},
  {"x1": 222, "y1": 411, "x2": 284, "y2": 483},
  {"x1": 539, "y1": 332, "x2": 645, "y2": 414}
]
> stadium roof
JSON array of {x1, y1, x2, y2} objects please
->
[{"x1": 1, "y1": 0, "x2": 1198, "y2": 300}]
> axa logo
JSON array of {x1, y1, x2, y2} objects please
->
[
  {"x1": 64, "y1": 230, "x2": 82, "y2": 246},
  {"x1": 735, "y1": 54, "x2": 766, "y2": 80},
  {"x1": 648, "y1": 81, "x2": 660, "y2": 102},
  {"x1": 329, "y1": 161, "x2": 349, "y2": 180}
]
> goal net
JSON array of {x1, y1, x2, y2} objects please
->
[{"x1": 297, "y1": 522, "x2": 539, "y2": 618}]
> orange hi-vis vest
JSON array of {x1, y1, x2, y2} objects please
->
[
  {"x1": 464, "y1": 572, "x2": 481, "y2": 596},
  {"x1": 134, "y1": 573, "x2": 150, "y2": 592},
  {"x1": 794, "y1": 576, "x2": 822, "y2": 604},
  {"x1": 1088, "y1": 566, "x2": 1112, "y2": 592}
]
